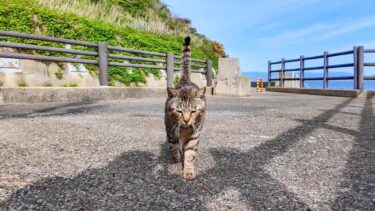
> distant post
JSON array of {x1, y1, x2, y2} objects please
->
[
  {"x1": 357, "y1": 46, "x2": 364, "y2": 90},
  {"x1": 167, "y1": 53, "x2": 174, "y2": 87},
  {"x1": 323, "y1": 51, "x2": 329, "y2": 89},
  {"x1": 268, "y1": 60, "x2": 271, "y2": 87},
  {"x1": 98, "y1": 42, "x2": 109, "y2": 86},
  {"x1": 353, "y1": 46, "x2": 359, "y2": 90},
  {"x1": 280, "y1": 58, "x2": 285, "y2": 87},
  {"x1": 206, "y1": 60, "x2": 213, "y2": 87},
  {"x1": 299, "y1": 56, "x2": 304, "y2": 88}
]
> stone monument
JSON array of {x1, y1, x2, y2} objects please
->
[{"x1": 214, "y1": 58, "x2": 250, "y2": 96}]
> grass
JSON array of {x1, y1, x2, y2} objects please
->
[
  {"x1": 0, "y1": 0, "x2": 221, "y2": 86},
  {"x1": 55, "y1": 69, "x2": 64, "y2": 80},
  {"x1": 0, "y1": 80, "x2": 3, "y2": 87},
  {"x1": 173, "y1": 75, "x2": 180, "y2": 85},
  {"x1": 18, "y1": 81, "x2": 28, "y2": 87},
  {"x1": 42, "y1": 82, "x2": 52, "y2": 87},
  {"x1": 35, "y1": 0, "x2": 204, "y2": 40},
  {"x1": 63, "y1": 83, "x2": 78, "y2": 87}
]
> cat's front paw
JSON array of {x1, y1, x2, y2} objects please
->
[{"x1": 183, "y1": 170, "x2": 196, "y2": 180}]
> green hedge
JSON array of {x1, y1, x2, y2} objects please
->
[{"x1": 0, "y1": 0, "x2": 218, "y2": 86}]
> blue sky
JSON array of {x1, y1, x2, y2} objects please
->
[{"x1": 163, "y1": 0, "x2": 375, "y2": 73}]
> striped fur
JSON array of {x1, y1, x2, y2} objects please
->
[{"x1": 164, "y1": 37, "x2": 206, "y2": 180}]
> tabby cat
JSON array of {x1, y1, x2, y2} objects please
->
[{"x1": 164, "y1": 37, "x2": 206, "y2": 180}]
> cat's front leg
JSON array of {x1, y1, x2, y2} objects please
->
[
  {"x1": 183, "y1": 138, "x2": 199, "y2": 180},
  {"x1": 168, "y1": 138, "x2": 181, "y2": 163}
]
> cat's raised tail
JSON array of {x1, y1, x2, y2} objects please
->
[{"x1": 180, "y1": 36, "x2": 191, "y2": 85}]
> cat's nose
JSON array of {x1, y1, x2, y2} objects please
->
[{"x1": 183, "y1": 119, "x2": 189, "y2": 124}]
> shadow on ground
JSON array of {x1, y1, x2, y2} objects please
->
[
  {"x1": 0, "y1": 102, "x2": 106, "y2": 120},
  {"x1": 2, "y1": 98, "x2": 374, "y2": 210}
]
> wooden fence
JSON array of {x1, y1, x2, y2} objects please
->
[
  {"x1": 268, "y1": 46, "x2": 375, "y2": 90},
  {"x1": 0, "y1": 31, "x2": 213, "y2": 87}
]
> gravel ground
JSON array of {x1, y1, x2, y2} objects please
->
[{"x1": 0, "y1": 92, "x2": 374, "y2": 210}]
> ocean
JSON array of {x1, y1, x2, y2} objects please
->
[
  {"x1": 304, "y1": 80, "x2": 375, "y2": 90},
  {"x1": 241, "y1": 72, "x2": 375, "y2": 90}
]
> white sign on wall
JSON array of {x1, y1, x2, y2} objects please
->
[
  {"x1": 65, "y1": 44, "x2": 89, "y2": 75},
  {"x1": 0, "y1": 47, "x2": 21, "y2": 72}
]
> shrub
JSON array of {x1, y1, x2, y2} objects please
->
[
  {"x1": 54, "y1": 69, "x2": 64, "y2": 80},
  {"x1": 42, "y1": 82, "x2": 52, "y2": 87},
  {"x1": 18, "y1": 81, "x2": 28, "y2": 87}
]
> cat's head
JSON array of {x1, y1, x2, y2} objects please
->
[{"x1": 166, "y1": 86, "x2": 206, "y2": 127}]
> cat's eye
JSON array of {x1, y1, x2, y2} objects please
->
[
  {"x1": 176, "y1": 110, "x2": 183, "y2": 113},
  {"x1": 191, "y1": 110, "x2": 197, "y2": 113}
]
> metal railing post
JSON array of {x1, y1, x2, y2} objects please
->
[
  {"x1": 300, "y1": 56, "x2": 304, "y2": 88},
  {"x1": 323, "y1": 51, "x2": 329, "y2": 89},
  {"x1": 353, "y1": 46, "x2": 358, "y2": 90},
  {"x1": 357, "y1": 46, "x2": 364, "y2": 90},
  {"x1": 268, "y1": 60, "x2": 271, "y2": 87},
  {"x1": 98, "y1": 42, "x2": 108, "y2": 86},
  {"x1": 280, "y1": 58, "x2": 285, "y2": 87},
  {"x1": 206, "y1": 60, "x2": 213, "y2": 87},
  {"x1": 167, "y1": 53, "x2": 174, "y2": 87}
]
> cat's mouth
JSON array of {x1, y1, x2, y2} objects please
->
[{"x1": 180, "y1": 123, "x2": 191, "y2": 128}]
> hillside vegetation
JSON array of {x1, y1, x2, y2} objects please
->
[{"x1": 0, "y1": 0, "x2": 225, "y2": 86}]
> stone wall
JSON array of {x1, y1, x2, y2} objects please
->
[
  {"x1": 214, "y1": 58, "x2": 250, "y2": 96},
  {"x1": 0, "y1": 59, "x2": 99, "y2": 88},
  {"x1": 0, "y1": 59, "x2": 208, "y2": 88}
]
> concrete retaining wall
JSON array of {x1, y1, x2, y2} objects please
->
[
  {"x1": 0, "y1": 87, "x2": 214, "y2": 104},
  {"x1": 266, "y1": 87, "x2": 360, "y2": 97}
]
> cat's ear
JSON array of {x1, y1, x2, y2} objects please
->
[
  {"x1": 167, "y1": 87, "x2": 177, "y2": 97},
  {"x1": 195, "y1": 87, "x2": 206, "y2": 98}
]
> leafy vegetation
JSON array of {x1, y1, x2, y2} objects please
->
[
  {"x1": 42, "y1": 82, "x2": 52, "y2": 87},
  {"x1": 18, "y1": 81, "x2": 28, "y2": 87},
  {"x1": 0, "y1": 0, "x2": 224, "y2": 86},
  {"x1": 54, "y1": 69, "x2": 64, "y2": 80},
  {"x1": 173, "y1": 75, "x2": 180, "y2": 85},
  {"x1": 63, "y1": 83, "x2": 78, "y2": 87}
]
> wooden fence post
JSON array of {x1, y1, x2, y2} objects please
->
[
  {"x1": 167, "y1": 53, "x2": 174, "y2": 87},
  {"x1": 357, "y1": 46, "x2": 364, "y2": 90},
  {"x1": 300, "y1": 56, "x2": 304, "y2": 88},
  {"x1": 353, "y1": 46, "x2": 358, "y2": 90},
  {"x1": 268, "y1": 61, "x2": 271, "y2": 87},
  {"x1": 280, "y1": 58, "x2": 285, "y2": 87},
  {"x1": 206, "y1": 60, "x2": 213, "y2": 87},
  {"x1": 323, "y1": 51, "x2": 329, "y2": 89},
  {"x1": 98, "y1": 42, "x2": 108, "y2": 86}
]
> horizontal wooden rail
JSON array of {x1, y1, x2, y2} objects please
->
[
  {"x1": 0, "y1": 41, "x2": 98, "y2": 56},
  {"x1": 328, "y1": 50, "x2": 353, "y2": 57},
  {"x1": 174, "y1": 68, "x2": 206, "y2": 73},
  {"x1": 108, "y1": 46, "x2": 166, "y2": 57},
  {"x1": 364, "y1": 49, "x2": 375, "y2": 53},
  {"x1": 0, "y1": 52, "x2": 98, "y2": 64},
  {"x1": 109, "y1": 62, "x2": 164, "y2": 69},
  {"x1": 0, "y1": 31, "x2": 97, "y2": 47},
  {"x1": 284, "y1": 58, "x2": 300, "y2": 63},
  {"x1": 174, "y1": 62, "x2": 207, "y2": 69},
  {"x1": 0, "y1": 30, "x2": 213, "y2": 87},
  {"x1": 174, "y1": 55, "x2": 207, "y2": 63},
  {"x1": 304, "y1": 55, "x2": 324, "y2": 60},
  {"x1": 268, "y1": 46, "x2": 375, "y2": 90},
  {"x1": 327, "y1": 63, "x2": 354, "y2": 68},
  {"x1": 108, "y1": 54, "x2": 165, "y2": 63},
  {"x1": 304, "y1": 66, "x2": 324, "y2": 71}
]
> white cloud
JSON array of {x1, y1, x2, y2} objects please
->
[{"x1": 257, "y1": 17, "x2": 375, "y2": 47}]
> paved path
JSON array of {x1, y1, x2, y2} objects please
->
[{"x1": 0, "y1": 92, "x2": 374, "y2": 210}]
